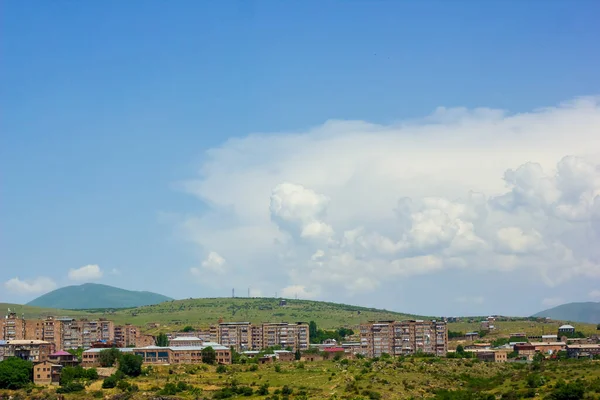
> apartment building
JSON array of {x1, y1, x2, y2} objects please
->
[
  {"x1": 360, "y1": 320, "x2": 448, "y2": 357},
  {"x1": 4, "y1": 340, "x2": 55, "y2": 362},
  {"x1": 217, "y1": 322, "x2": 251, "y2": 352},
  {"x1": 260, "y1": 322, "x2": 309, "y2": 351},
  {"x1": 113, "y1": 324, "x2": 153, "y2": 348},
  {"x1": 1, "y1": 312, "x2": 27, "y2": 340}
]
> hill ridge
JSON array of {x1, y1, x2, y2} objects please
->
[
  {"x1": 26, "y1": 283, "x2": 173, "y2": 309},
  {"x1": 532, "y1": 301, "x2": 600, "y2": 324}
]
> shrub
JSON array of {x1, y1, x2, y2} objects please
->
[
  {"x1": 274, "y1": 364, "x2": 282, "y2": 373},
  {"x1": 56, "y1": 382, "x2": 85, "y2": 393},
  {"x1": 102, "y1": 374, "x2": 119, "y2": 389},
  {"x1": 281, "y1": 385, "x2": 293, "y2": 395},
  {"x1": 248, "y1": 364, "x2": 259, "y2": 372},
  {"x1": 98, "y1": 348, "x2": 122, "y2": 367},
  {"x1": 216, "y1": 364, "x2": 227, "y2": 373},
  {"x1": 257, "y1": 383, "x2": 269, "y2": 395}
]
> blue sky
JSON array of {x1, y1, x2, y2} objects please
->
[{"x1": 2, "y1": 1, "x2": 600, "y2": 317}]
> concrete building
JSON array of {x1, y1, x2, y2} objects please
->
[
  {"x1": 558, "y1": 324, "x2": 576, "y2": 336},
  {"x1": 566, "y1": 344, "x2": 600, "y2": 359},
  {"x1": 260, "y1": 322, "x2": 309, "y2": 351},
  {"x1": 476, "y1": 350, "x2": 508, "y2": 363},
  {"x1": 514, "y1": 343, "x2": 536, "y2": 360},
  {"x1": 1, "y1": 312, "x2": 27, "y2": 340},
  {"x1": 0, "y1": 340, "x2": 6, "y2": 361},
  {"x1": 169, "y1": 336, "x2": 204, "y2": 347},
  {"x1": 530, "y1": 342, "x2": 566, "y2": 355},
  {"x1": 5, "y1": 340, "x2": 54, "y2": 362},
  {"x1": 48, "y1": 350, "x2": 79, "y2": 367},
  {"x1": 33, "y1": 361, "x2": 62, "y2": 385},
  {"x1": 82, "y1": 347, "x2": 134, "y2": 367},
  {"x1": 217, "y1": 322, "x2": 251, "y2": 351},
  {"x1": 360, "y1": 320, "x2": 448, "y2": 358}
]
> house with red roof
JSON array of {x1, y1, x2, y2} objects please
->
[{"x1": 48, "y1": 350, "x2": 79, "y2": 367}]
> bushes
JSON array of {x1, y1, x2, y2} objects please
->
[
  {"x1": 216, "y1": 364, "x2": 227, "y2": 374},
  {"x1": 60, "y1": 366, "x2": 98, "y2": 385},
  {"x1": 257, "y1": 383, "x2": 270, "y2": 395},
  {"x1": 98, "y1": 348, "x2": 121, "y2": 367},
  {"x1": 56, "y1": 382, "x2": 85, "y2": 394},
  {"x1": 118, "y1": 354, "x2": 143, "y2": 377},
  {"x1": 548, "y1": 380, "x2": 585, "y2": 400},
  {"x1": 0, "y1": 357, "x2": 33, "y2": 390},
  {"x1": 102, "y1": 374, "x2": 119, "y2": 389}
]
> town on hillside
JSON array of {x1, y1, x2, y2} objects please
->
[{"x1": 1, "y1": 309, "x2": 599, "y2": 388}]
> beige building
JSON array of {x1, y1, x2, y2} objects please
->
[
  {"x1": 217, "y1": 322, "x2": 252, "y2": 352},
  {"x1": 33, "y1": 361, "x2": 62, "y2": 385},
  {"x1": 4, "y1": 340, "x2": 54, "y2": 362},
  {"x1": 360, "y1": 320, "x2": 448, "y2": 357},
  {"x1": 260, "y1": 322, "x2": 309, "y2": 351},
  {"x1": 1, "y1": 312, "x2": 28, "y2": 340},
  {"x1": 169, "y1": 336, "x2": 204, "y2": 347}
]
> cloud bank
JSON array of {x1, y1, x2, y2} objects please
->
[
  {"x1": 3, "y1": 277, "x2": 57, "y2": 294},
  {"x1": 177, "y1": 97, "x2": 600, "y2": 309}
]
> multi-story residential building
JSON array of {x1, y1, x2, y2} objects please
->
[
  {"x1": 217, "y1": 322, "x2": 251, "y2": 352},
  {"x1": 1, "y1": 312, "x2": 27, "y2": 340},
  {"x1": 4, "y1": 340, "x2": 55, "y2": 362},
  {"x1": 261, "y1": 322, "x2": 309, "y2": 351},
  {"x1": 360, "y1": 320, "x2": 448, "y2": 357},
  {"x1": 169, "y1": 336, "x2": 204, "y2": 347},
  {"x1": 114, "y1": 324, "x2": 138, "y2": 347}
]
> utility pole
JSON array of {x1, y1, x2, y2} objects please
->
[{"x1": 232, "y1": 288, "x2": 235, "y2": 298}]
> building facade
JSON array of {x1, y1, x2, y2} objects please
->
[
  {"x1": 217, "y1": 322, "x2": 251, "y2": 352},
  {"x1": 33, "y1": 361, "x2": 62, "y2": 385},
  {"x1": 360, "y1": 320, "x2": 448, "y2": 357},
  {"x1": 4, "y1": 340, "x2": 55, "y2": 362}
]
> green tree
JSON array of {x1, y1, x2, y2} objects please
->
[
  {"x1": 295, "y1": 349, "x2": 301, "y2": 360},
  {"x1": 156, "y1": 332, "x2": 169, "y2": 347},
  {"x1": 0, "y1": 358, "x2": 33, "y2": 390},
  {"x1": 201, "y1": 346, "x2": 216, "y2": 365},
  {"x1": 309, "y1": 321, "x2": 318, "y2": 341},
  {"x1": 257, "y1": 383, "x2": 269, "y2": 395},
  {"x1": 181, "y1": 326, "x2": 194, "y2": 333},
  {"x1": 549, "y1": 380, "x2": 585, "y2": 400},
  {"x1": 98, "y1": 348, "x2": 121, "y2": 367},
  {"x1": 67, "y1": 348, "x2": 84, "y2": 362},
  {"x1": 118, "y1": 354, "x2": 143, "y2": 377}
]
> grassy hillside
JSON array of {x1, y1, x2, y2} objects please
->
[
  {"x1": 109, "y1": 297, "x2": 427, "y2": 331},
  {"x1": 1, "y1": 297, "x2": 424, "y2": 331},
  {"x1": 447, "y1": 319, "x2": 598, "y2": 340},
  {"x1": 26, "y1": 283, "x2": 173, "y2": 309},
  {"x1": 3, "y1": 357, "x2": 600, "y2": 399},
  {"x1": 533, "y1": 301, "x2": 600, "y2": 324}
]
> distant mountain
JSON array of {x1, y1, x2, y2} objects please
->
[
  {"x1": 532, "y1": 301, "x2": 600, "y2": 324},
  {"x1": 27, "y1": 283, "x2": 173, "y2": 309}
]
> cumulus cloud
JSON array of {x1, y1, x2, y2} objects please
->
[
  {"x1": 68, "y1": 264, "x2": 103, "y2": 282},
  {"x1": 193, "y1": 251, "x2": 227, "y2": 274},
  {"x1": 4, "y1": 277, "x2": 57, "y2": 294},
  {"x1": 177, "y1": 97, "x2": 600, "y2": 303}
]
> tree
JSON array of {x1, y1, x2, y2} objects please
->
[
  {"x1": 182, "y1": 326, "x2": 194, "y2": 333},
  {"x1": 156, "y1": 333, "x2": 169, "y2": 347},
  {"x1": 98, "y1": 348, "x2": 121, "y2": 367},
  {"x1": 67, "y1": 348, "x2": 84, "y2": 362},
  {"x1": 295, "y1": 349, "x2": 302, "y2": 360},
  {"x1": 118, "y1": 354, "x2": 143, "y2": 377},
  {"x1": 0, "y1": 358, "x2": 33, "y2": 390},
  {"x1": 456, "y1": 345, "x2": 465, "y2": 354},
  {"x1": 309, "y1": 321, "x2": 318, "y2": 340},
  {"x1": 201, "y1": 346, "x2": 216, "y2": 365},
  {"x1": 597, "y1": 323, "x2": 600, "y2": 331},
  {"x1": 549, "y1": 380, "x2": 585, "y2": 400}
]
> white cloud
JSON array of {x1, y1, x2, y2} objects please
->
[
  {"x1": 201, "y1": 251, "x2": 227, "y2": 273},
  {"x1": 280, "y1": 285, "x2": 319, "y2": 299},
  {"x1": 4, "y1": 277, "x2": 57, "y2": 294},
  {"x1": 589, "y1": 290, "x2": 600, "y2": 300},
  {"x1": 542, "y1": 297, "x2": 564, "y2": 307},
  {"x1": 176, "y1": 96, "x2": 600, "y2": 303},
  {"x1": 68, "y1": 264, "x2": 103, "y2": 282}
]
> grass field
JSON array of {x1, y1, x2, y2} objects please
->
[
  {"x1": 2, "y1": 357, "x2": 600, "y2": 399},
  {"x1": 0, "y1": 298, "x2": 425, "y2": 331},
  {"x1": 448, "y1": 319, "x2": 599, "y2": 339},
  {"x1": 2, "y1": 298, "x2": 597, "y2": 336}
]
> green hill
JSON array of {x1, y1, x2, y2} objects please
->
[
  {"x1": 26, "y1": 283, "x2": 173, "y2": 309},
  {"x1": 108, "y1": 297, "x2": 428, "y2": 331},
  {"x1": 5, "y1": 296, "x2": 426, "y2": 331},
  {"x1": 532, "y1": 301, "x2": 600, "y2": 324}
]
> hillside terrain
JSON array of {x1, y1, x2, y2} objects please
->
[
  {"x1": 26, "y1": 283, "x2": 173, "y2": 309},
  {"x1": 533, "y1": 301, "x2": 600, "y2": 324},
  {"x1": 1, "y1": 297, "x2": 423, "y2": 331},
  {"x1": 2, "y1": 357, "x2": 600, "y2": 399}
]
